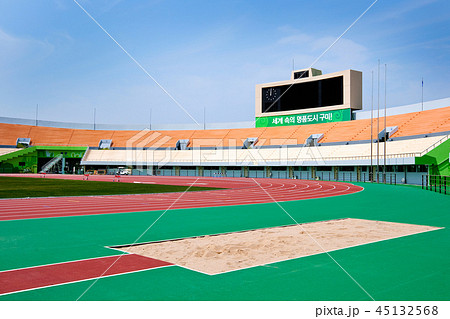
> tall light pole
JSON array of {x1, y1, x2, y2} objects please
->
[
  {"x1": 370, "y1": 71, "x2": 374, "y2": 182},
  {"x1": 384, "y1": 64, "x2": 387, "y2": 183},
  {"x1": 35, "y1": 104, "x2": 39, "y2": 126},
  {"x1": 377, "y1": 60, "x2": 380, "y2": 183},
  {"x1": 421, "y1": 77, "x2": 424, "y2": 111}
]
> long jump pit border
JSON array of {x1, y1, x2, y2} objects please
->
[{"x1": 111, "y1": 218, "x2": 443, "y2": 275}]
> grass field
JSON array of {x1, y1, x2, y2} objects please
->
[
  {"x1": 0, "y1": 176, "x2": 221, "y2": 199},
  {"x1": 0, "y1": 181, "x2": 448, "y2": 301}
]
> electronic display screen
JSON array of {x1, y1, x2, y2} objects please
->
[{"x1": 262, "y1": 76, "x2": 343, "y2": 113}]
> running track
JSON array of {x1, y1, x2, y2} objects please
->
[
  {"x1": 0, "y1": 254, "x2": 172, "y2": 296},
  {"x1": 0, "y1": 174, "x2": 363, "y2": 221},
  {"x1": 0, "y1": 174, "x2": 363, "y2": 296}
]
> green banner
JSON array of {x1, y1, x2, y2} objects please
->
[
  {"x1": 255, "y1": 109, "x2": 351, "y2": 127},
  {"x1": 38, "y1": 150, "x2": 85, "y2": 159},
  {"x1": 36, "y1": 147, "x2": 87, "y2": 159}
]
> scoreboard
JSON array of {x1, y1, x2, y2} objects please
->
[{"x1": 255, "y1": 68, "x2": 362, "y2": 127}]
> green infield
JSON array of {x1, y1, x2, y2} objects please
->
[
  {"x1": 0, "y1": 176, "x2": 221, "y2": 199},
  {"x1": 0, "y1": 182, "x2": 448, "y2": 300}
]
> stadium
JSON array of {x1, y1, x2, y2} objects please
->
[
  {"x1": 0, "y1": 1, "x2": 449, "y2": 308},
  {"x1": 1, "y1": 65, "x2": 449, "y2": 302}
]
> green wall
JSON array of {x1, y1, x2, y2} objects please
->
[
  {"x1": 416, "y1": 137, "x2": 450, "y2": 176},
  {"x1": 0, "y1": 146, "x2": 87, "y2": 174},
  {"x1": 0, "y1": 152, "x2": 37, "y2": 173}
]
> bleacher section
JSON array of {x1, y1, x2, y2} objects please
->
[
  {"x1": 0, "y1": 124, "x2": 33, "y2": 146},
  {"x1": 0, "y1": 148, "x2": 19, "y2": 157},
  {"x1": 1, "y1": 105, "x2": 449, "y2": 183},
  {"x1": 82, "y1": 135, "x2": 446, "y2": 167},
  {"x1": 1, "y1": 106, "x2": 448, "y2": 149},
  {"x1": 27, "y1": 126, "x2": 73, "y2": 146}
]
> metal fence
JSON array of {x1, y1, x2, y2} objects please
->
[
  {"x1": 76, "y1": 167, "x2": 424, "y2": 186},
  {"x1": 295, "y1": 171, "x2": 401, "y2": 185},
  {"x1": 422, "y1": 175, "x2": 449, "y2": 195}
]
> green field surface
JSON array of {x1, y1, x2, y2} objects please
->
[
  {"x1": 0, "y1": 182, "x2": 448, "y2": 300},
  {"x1": 0, "y1": 176, "x2": 221, "y2": 198}
]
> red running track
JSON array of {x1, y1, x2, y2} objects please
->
[
  {"x1": 0, "y1": 174, "x2": 362, "y2": 296},
  {"x1": 0, "y1": 174, "x2": 363, "y2": 221},
  {"x1": 0, "y1": 254, "x2": 172, "y2": 296}
]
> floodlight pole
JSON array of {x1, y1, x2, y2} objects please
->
[
  {"x1": 35, "y1": 104, "x2": 39, "y2": 126},
  {"x1": 93, "y1": 107, "x2": 96, "y2": 131},
  {"x1": 377, "y1": 60, "x2": 380, "y2": 183},
  {"x1": 421, "y1": 77, "x2": 424, "y2": 111},
  {"x1": 203, "y1": 107, "x2": 206, "y2": 130},
  {"x1": 384, "y1": 64, "x2": 387, "y2": 183},
  {"x1": 370, "y1": 71, "x2": 374, "y2": 182}
]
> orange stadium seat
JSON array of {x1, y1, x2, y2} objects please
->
[
  {"x1": 110, "y1": 130, "x2": 150, "y2": 148},
  {"x1": 222, "y1": 127, "x2": 267, "y2": 147},
  {"x1": 320, "y1": 120, "x2": 368, "y2": 143},
  {"x1": 299, "y1": 122, "x2": 341, "y2": 143},
  {"x1": 0, "y1": 124, "x2": 33, "y2": 145},
  {"x1": 434, "y1": 117, "x2": 450, "y2": 133},
  {"x1": 258, "y1": 126, "x2": 302, "y2": 145},
  {"x1": 393, "y1": 106, "x2": 450, "y2": 137},
  {"x1": 146, "y1": 130, "x2": 196, "y2": 148},
  {"x1": 349, "y1": 118, "x2": 380, "y2": 141},
  {"x1": 0, "y1": 106, "x2": 449, "y2": 148},
  {"x1": 27, "y1": 126, "x2": 73, "y2": 146},
  {"x1": 68, "y1": 129, "x2": 114, "y2": 147},
  {"x1": 189, "y1": 129, "x2": 230, "y2": 148}
]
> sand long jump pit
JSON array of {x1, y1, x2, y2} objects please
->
[{"x1": 114, "y1": 218, "x2": 442, "y2": 275}]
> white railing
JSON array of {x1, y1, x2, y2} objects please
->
[
  {"x1": 80, "y1": 147, "x2": 91, "y2": 163},
  {"x1": 82, "y1": 150, "x2": 422, "y2": 164},
  {"x1": 40, "y1": 154, "x2": 63, "y2": 173},
  {"x1": 419, "y1": 134, "x2": 450, "y2": 156}
]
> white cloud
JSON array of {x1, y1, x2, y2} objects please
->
[
  {"x1": 53, "y1": 0, "x2": 69, "y2": 10},
  {"x1": 376, "y1": 0, "x2": 440, "y2": 21},
  {"x1": 274, "y1": 28, "x2": 370, "y2": 73},
  {"x1": 0, "y1": 29, "x2": 53, "y2": 74},
  {"x1": 315, "y1": 37, "x2": 369, "y2": 69},
  {"x1": 277, "y1": 33, "x2": 313, "y2": 46},
  {"x1": 99, "y1": 0, "x2": 125, "y2": 12}
]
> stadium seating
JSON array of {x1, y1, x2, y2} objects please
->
[
  {"x1": 0, "y1": 124, "x2": 33, "y2": 146},
  {"x1": 27, "y1": 126, "x2": 73, "y2": 146},
  {"x1": 393, "y1": 107, "x2": 450, "y2": 136},
  {"x1": 0, "y1": 148, "x2": 19, "y2": 157},
  {"x1": 222, "y1": 127, "x2": 267, "y2": 147},
  {"x1": 68, "y1": 129, "x2": 114, "y2": 147},
  {"x1": 0, "y1": 106, "x2": 449, "y2": 149},
  {"x1": 258, "y1": 125, "x2": 303, "y2": 145},
  {"x1": 189, "y1": 129, "x2": 229, "y2": 147},
  {"x1": 81, "y1": 135, "x2": 444, "y2": 166}
]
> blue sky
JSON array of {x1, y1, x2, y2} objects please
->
[{"x1": 0, "y1": 0, "x2": 449, "y2": 126}]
